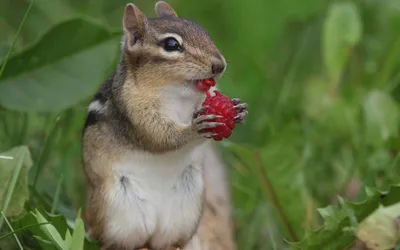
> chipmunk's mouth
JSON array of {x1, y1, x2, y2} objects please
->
[{"x1": 190, "y1": 78, "x2": 216, "y2": 92}]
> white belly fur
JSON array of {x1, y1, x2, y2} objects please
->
[
  {"x1": 104, "y1": 144, "x2": 205, "y2": 249},
  {"x1": 103, "y1": 83, "x2": 209, "y2": 249}
]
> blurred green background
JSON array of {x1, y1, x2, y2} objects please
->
[{"x1": 1, "y1": 0, "x2": 400, "y2": 249}]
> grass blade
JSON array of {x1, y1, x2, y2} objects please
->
[
  {"x1": 0, "y1": 0, "x2": 34, "y2": 79},
  {"x1": 0, "y1": 148, "x2": 27, "y2": 229},
  {"x1": 1, "y1": 211, "x2": 24, "y2": 250}
]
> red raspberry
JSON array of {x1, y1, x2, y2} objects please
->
[
  {"x1": 196, "y1": 78, "x2": 216, "y2": 92},
  {"x1": 201, "y1": 90, "x2": 236, "y2": 141}
]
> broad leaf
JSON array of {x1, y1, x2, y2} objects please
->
[
  {"x1": 363, "y1": 89, "x2": 400, "y2": 147},
  {"x1": 0, "y1": 145, "x2": 32, "y2": 218},
  {"x1": 0, "y1": 18, "x2": 120, "y2": 112},
  {"x1": 323, "y1": 2, "x2": 362, "y2": 85}
]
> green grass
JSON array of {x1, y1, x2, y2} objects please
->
[{"x1": 1, "y1": 0, "x2": 400, "y2": 249}]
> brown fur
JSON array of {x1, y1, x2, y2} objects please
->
[
  {"x1": 82, "y1": 1, "x2": 236, "y2": 249},
  {"x1": 119, "y1": 67, "x2": 200, "y2": 153},
  {"x1": 82, "y1": 122, "x2": 123, "y2": 242},
  {"x1": 113, "y1": 2, "x2": 226, "y2": 153},
  {"x1": 184, "y1": 143, "x2": 236, "y2": 250}
]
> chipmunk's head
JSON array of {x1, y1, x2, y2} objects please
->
[{"x1": 121, "y1": 1, "x2": 226, "y2": 89}]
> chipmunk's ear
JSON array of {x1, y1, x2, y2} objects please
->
[
  {"x1": 123, "y1": 3, "x2": 148, "y2": 46},
  {"x1": 155, "y1": 1, "x2": 178, "y2": 18}
]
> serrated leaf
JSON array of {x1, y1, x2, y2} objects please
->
[
  {"x1": 33, "y1": 209, "x2": 68, "y2": 250},
  {"x1": 323, "y1": 2, "x2": 362, "y2": 84},
  {"x1": 0, "y1": 18, "x2": 120, "y2": 112},
  {"x1": 13, "y1": 209, "x2": 57, "y2": 250},
  {"x1": 16, "y1": 204, "x2": 99, "y2": 250},
  {"x1": 43, "y1": 209, "x2": 72, "y2": 240},
  {"x1": 64, "y1": 229, "x2": 72, "y2": 247},
  {"x1": 292, "y1": 185, "x2": 400, "y2": 250},
  {"x1": 317, "y1": 206, "x2": 335, "y2": 220},
  {"x1": 0, "y1": 146, "x2": 32, "y2": 218},
  {"x1": 363, "y1": 89, "x2": 400, "y2": 147},
  {"x1": 69, "y1": 210, "x2": 85, "y2": 250}
]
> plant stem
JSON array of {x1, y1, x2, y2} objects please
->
[
  {"x1": 254, "y1": 150, "x2": 298, "y2": 242},
  {"x1": 51, "y1": 175, "x2": 64, "y2": 214},
  {"x1": 0, "y1": 222, "x2": 50, "y2": 241}
]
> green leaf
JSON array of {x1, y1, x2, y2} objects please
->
[
  {"x1": 0, "y1": 18, "x2": 120, "y2": 112},
  {"x1": 32, "y1": 209, "x2": 68, "y2": 250},
  {"x1": 69, "y1": 210, "x2": 85, "y2": 250},
  {"x1": 317, "y1": 206, "x2": 335, "y2": 220},
  {"x1": 292, "y1": 185, "x2": 400, "y2": 250},
  {"x1": 363, "y1": 89, "x2": 400, "y2": 147},
  {"x1": 0, "y1": 146, "x2": 32, "y2": 218},
  {"x1": 33, "y1": 235, "x2": 54, "y2": 245},
  {"x1": 323, "y1": 2, "x2": 362, "y2": 85},
  {"x1": 14, "y1": 206, "x2": 98, "y2": 250},
  {"x1": 302, "y1": 76, "x2": 360, "y2": 139},
  {"x1": 13, "y1": 210, "x2": 58, "y2": 250},
  {"x1": 0, "y1": 43, "x2": 10, "y2": 59},
  {"x1": 64, "y1": 229, "x2": 72, "y2": 247}
]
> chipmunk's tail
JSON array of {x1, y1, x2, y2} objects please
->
[{"x1": 184, "y1": 141, "x2": 236, "y2": 250}]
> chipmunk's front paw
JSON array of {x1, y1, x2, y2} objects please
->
[
  {"x1": 231, "y1": 98, "x2": 248, "y2": 124},
  {"x1": 192, "y1": 107, "x2": 224, "y2": 138}
]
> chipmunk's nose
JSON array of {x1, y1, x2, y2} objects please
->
[{"x1": 211, "y1": 59, "x2": 226, "y2": 75}]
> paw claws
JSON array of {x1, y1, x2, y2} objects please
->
[
  {"x1": 195, "y1": 122, "x2": 224, "y2": 131},
  {"x1": 193, "y1": 114, "x2": 222, "y2": 124},
  {"x1": 201, "y1": 132, "x2": 218, "y2": 138},
  {"x1": 234, "y1": 111, "x2": 248, "y2": 124},
  {"x1": 231, "y1": 98, "x2": 241, "y2": 105},
  {"x1": 193, "y1": 106, "x2": 208, "y2": 118},
  {"x1": 235, "y1": 119, "x2": 245, "y2": 124},
  {"x1": 234, "y1": 103, "x2": 248, "y2": 111}
]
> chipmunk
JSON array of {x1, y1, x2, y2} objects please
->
[{"x1": 81, "y1": 1, "x2": 248, "y2": 250}]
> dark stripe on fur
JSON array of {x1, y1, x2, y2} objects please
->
[{"x1": 84, "y1": 111, "x2": 99, "y2": 128}]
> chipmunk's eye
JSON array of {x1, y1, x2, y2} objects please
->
[{"x1": 163, "y1": 37, "x2": 182, "y2": 52}]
